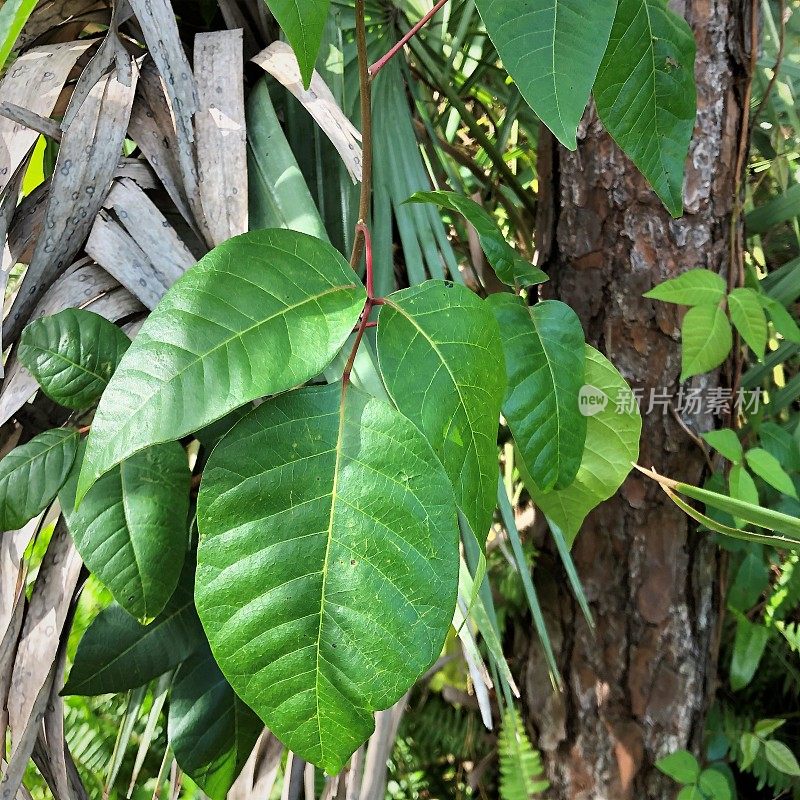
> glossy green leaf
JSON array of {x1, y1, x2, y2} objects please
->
[
  {"x1": 655, "y1": 750, "x2": 700, "y2": 784},
  {"x1": 488, "y1": 294, "x2": 586, "y2": 490},
  {"x1": 266, "y1": 0, "x2": 329, "y2": 87},
  {"x1": 475, "y1": 0, "x2": 616, "y2": 149},
  {"x1": 18, "y1": 309, "x2": 130, "y2": 410},
  {"x1": 407, "y1": 192, "x2": 548, "y2": 287},
  {"x1": 594, "y1": 0, "x2": 696, "y2": 216},
  {"x1": 78, "y1": 229, "x2": 366, "y2": 502},
  {"x1": 524, "y1": 346, "x2": 642, "y2": 546},
  {"x1": 702, "y1": 428, "x2": 742, "y2": 463},
  {"x1": 63, "y1": 567, "x2": 204, "y2": 696},
  {"x1": 764, "y1": 740, "x2": 800, "y2": 777},
  {"x1": 60, "y1": 441, "x2": 191, "y2": 622},
  {"x1": 0, "y1": 429, "x2": 79, "y2": 531},
  {"x1": 745, "y1": 447, "x2": 799, "y2": 499},
  {"x1": 644, "y1": 269, "x2": 726, "y2": 306},
  {"x1": 168, "y1": 644, "x2": 263, "y2": 800},
  {"x1": 0, "y1": 0, "x2": 37, "y2": 70},
  {"x1": 196, "y1": 383, "x2": 459, "y2": 774},
  {"x1": 377, "y1": 281, "x2": 505, "y2": 544},
  {"x1": 728, "y1": 288, "x2": 768, "y2": 360},
  {"x1": 730, "y1": 616, "x2": 768, "y2": 691},
  {"x1": 680, "y1": 304, "x2": 732, "y2": 381}
]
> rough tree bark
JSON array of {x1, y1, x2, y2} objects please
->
[{"x1": 520, "y1": 1, "x2": 750, "y2": 798}]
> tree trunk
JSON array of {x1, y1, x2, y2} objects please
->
[{"x1": 520, "y1": 2, "x2": 750, "y2": 797}]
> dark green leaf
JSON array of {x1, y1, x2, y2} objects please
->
[
  {"x1": 680, "y1": 304, "x2": 732, "y2": 381},
  {"x1": 488, "y1": 294, "x2": 586, "y2": 490},
  {"x1": 196, "y1": 383, "x2": 459, "y2": 774},
  {"x1": 61, "y1": 441, "x2": 191, "y2": 622},
  {"x1": 18, "y1": 309, "x2": 130, "y2": 410},
  {"x1": 407, "y1": 192, "x2": 547, "y2": 287},
  {"x1": 265, "y1": 0, "x2": 329, "y2": 87},
  {"x1": 475, "y1": 0, "x2": 616, "y2": 149},
  {"x1": 730, "y1": 616, "x2": 768, "y2": 691},
  {"x1": 727, "y1": 552, "x2": 768, "y2": 612},
  {"x1": 168, "y1": 644, "x2": 263, "y2": 800},
  {"x1": 594, "y1": 0, "x2": 696, "y2": 216},
  {"x1": 0, "y1": 429, "x2": 79, "y2": 531},
  {"x1": 78, "y1": 229, "x2": 366, "y2": 502},
  {"x1": 377, "y1": 281, "x2": 505, "y2": 544},
  {"x1": 746, "y1": 183, "x2": 800, "y2": 235},
  {"x1": 759, "y1": 295, "x2": 800, "y2": 343}
]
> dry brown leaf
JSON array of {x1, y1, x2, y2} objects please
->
[
  {"x1": 252, "y1": 42, "x2": 363, "y2": 183},
  {"x1": 16, "y1": 1, "x2": 106, "y2": 52},
  {"x1": 229, "y1": 732, "x2": 282, "y2": 800},
  {"x1": 195, "y1": 30, "x2": 248, "y2": 245}
]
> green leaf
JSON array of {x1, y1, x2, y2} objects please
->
[
  {"x1": 698, "y1": 768, "x2": 732, "y2": 800},
  {"x1": 644, "y1": 270, "x2": 727, "y2": 306},
  {"x1": 727, "y1": 552, "x2": 768, "y2": 612},
  {"x1": 702, "y1": 429, "x2": 742, "y2": 463},
  {"x1": 759, "y1": 295, "x2": 800, "y2": 343},
  {"x1": 60, "y1": 441, "x2": 190, "y2": 622},
  {"x1": 168, "y1": 645, "x2": 263, "y2": 800},
  {"x1": 18, "y1": 309, "x2": 130, "y2": 410},
  {"x1": 63, "y1": 567, "x2": 204, "y2": 696},
  {"x1": 498, "y1": 707, "x2": 549, "y2": 800},
  {"x1": 656, "y1": 750, "x2": 700, "y2": 784},
  {"x1": 727, "y1": 288, "x2": 768, "y2": 360},
  {"x1": 488, "y1": 294, "x2": 586, "y2": 490},
  {"x1": 728, "y1": 465, "x2": 759, "y2": 527},
  {"x1": 407, "y1": 192, "x2": 548, "y2": 288},
  {"x1": 764, "y1": 740, "x2": 800, "y2": 777},
  {"x1": 196, "y1": 383, "x2": 459, "y2": 774},
  {"x1": 0, "y1": 429, "x2": 79, "y2": 530},
  {"x1": 377, "y1": 281, "x2": 505, "y2": 544},
  {"x1": 524, "y1": 346, "x2": 642, "y2": 546},
  {"x1": 78, "y1": 229, "x2": 366, "y2": 502},
  {"x1": 739, "y1": 732, "x2": 760, "y2": 770},
  {"x1": 730, "y1": 616, "x2": 768, "y2": 691},
  {"x1": 681, "y1": 304, "x2": 732, "y2": 381},
  {"x1": 594, "y1": 0, "x2": 697, "y2": 216},
  {"x1": 745, "y1": 448, "x2": 799, "y2": 499},
  {"x1": 754, "y1": 718, "x2": 785, "y2": 737},
  {"x1": 677, "y1": 787, "x2": 702, "y2": 800},
  {"x1": 265, "y1": 0, "x2": 329, "y2": 87},
  {"x1": 0, "y1": 0, "x2": 37, "y2": 70},
  {"x1": 475, "y1": 0, "x2": 616, "y2": 149},
  {"x1": 745, "y1": 182, "x2": 800, "y2": 234}
]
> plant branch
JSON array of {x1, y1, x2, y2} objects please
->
[{"x1": 369, "y1": 0, "x2": 449, "y2": 77}]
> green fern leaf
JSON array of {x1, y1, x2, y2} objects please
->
[{"x1": 499, "y1": 708, "x2": 549, "y2": 800}]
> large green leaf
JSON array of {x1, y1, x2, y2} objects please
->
[
  {"x1": 168, "y1": 644, "x2": 263, "y2": 800},
  {"x1": 593, "y1": 0, "x2": 696, "y2": 217},
  {"x1": 63, "y1": 566, "x2": 204, "y2": 696},
  {"x1": 488, "y1": 294, "x2": 586, "y2": 490},
  {"x1": 0, "y1": 429, "x2": 79, "y2": 531},
  {"x1": 407, "y1": 192, "x2": 548, "y2": 288},
  {"x1": 61, "y1": 441, "x2": 191, "y2": 622},
  {"x1": 377, "y1": 281, "x2": 505, "y2": 544},
  {"x1": 681, "y1": 304, "x2": 732, "y2": 381},
  {"x1": 18, "y1": 309, "x2": 130, "y2": 410},
  {"x1": 77, "y1": 229, "x2": 366, "y2": 502},
  {"x1": 196, "y1": 383, "x2": 459, "y2": 774},
  {"x1": 265, "y1": 0, "x2": 329, "y2": 87},
  {"x1": 475, "y1": 0, "x2": 616, "y2": 149},
  {"x1": 524, "y1": 346, "x2": 642, "y2": 545}
]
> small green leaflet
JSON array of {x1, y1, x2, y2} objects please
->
[
  {"x1": 745, "y1": 448, "x2": 799, "y2": 499},
  {"x1": 702, "y1": 428, "x2": 742, "y2": 463},
  {"x1": 488, "y1": 294, "x2": 586, "y2": 490},
  {"x1": 0, "y1": 429, "x2": 79, "y2": 531},
  {"x1": 18, "y1": 309, "x2": 130, "y2": 410},
  {"x1": 196, "y1": 383, "x2": 459, "y2": 774},
  {"x1": 681, "y1": 304, "x2": 732, "y2": 381},
  {"x1": 475, "y1": 0, "x2": 617, "y2": 149},
  {"x1": 764, "y1": 740, "x2": 800, "y2": 777},
  {"x1": 698, "y1": 769, "x2": 732, "y2": 800},
  {"x1": 407, "y1": 192, "x2": 548, "y2": 288},
  {"x1": 728, "y1": 464, "x2": 758, "y2": 527},
  {"x1": 655, "y1": 750, "x2": 700, "y2": 784},
  {"x1": 77, "y1": 229, "x2": 366, "y2": 502},
  {"x1": 168, "y1": 644, "x2": 263, "y2": 800},
  {"x1": 0, "y1": 0, "x2": 37, "y2": 70},
  {"x1": 62, "y1": 566, "x2": 204, "y2": 696},
  {"x1": 265, "y1": 0, "x2": 329, "y2": 87},
  {"x1": 730, "y1": 615, "x2": 768, "y2": 691},
  {"x1": 377, "y1": 280, "x2": 506, "y2": 545},
  {"x1": 644, "y1": 269, "x2": 726, "y2": 306},
  {"x1": 594, "y1": 0, "x2": 696, "y2": 216},
  {"x1": 728, "y1": 288, "x2": 767, "y2": 359},
  {"x1": 60, "y1": 441, "x2": 191, "y2": 622},
  {"x1": 523, "y1": 346, "x2": 642, "y2": 546},
  {"x1": 739, "y1": 732, "x2": 760, "y2": 770}
]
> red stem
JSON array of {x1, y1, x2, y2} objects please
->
[
  {"x1": 343, "y1": 299, "x2": 376, "y2": 385},
  {"x1": 356, "y1": 221, "x2": 374, "y2": 299},
  {"x1": 368, "y1": 0, "x2": 450, "y2": 77}
]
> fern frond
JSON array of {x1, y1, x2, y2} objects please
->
[{"x1": 498, "y1": 707, "x2": 549, "y2": 800}]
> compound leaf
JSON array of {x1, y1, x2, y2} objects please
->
[
  {"x1": 196, "y1": 383, "x2": 459, "y2": 774},
  {"x1": 377, "y1": 281, "x2": 505, "y2": 545},
  {"x1": 78, "y1": 229, "x2": 366, "y2": 502}
]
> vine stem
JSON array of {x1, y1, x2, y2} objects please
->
[{"x1": 368, "y1": 0, "x2": 449, "y2": 77}]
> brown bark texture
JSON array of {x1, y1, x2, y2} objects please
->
[{"x1": 521, "y1": 1, "x2": 750, "y2": 798}]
